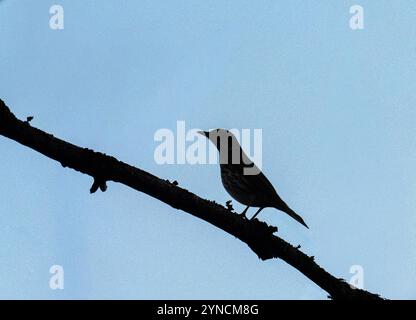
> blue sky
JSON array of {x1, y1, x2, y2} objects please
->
[{"x1": 0, "y1": 0, "x2": 415, "y2": 299}]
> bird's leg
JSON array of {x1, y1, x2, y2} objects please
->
[
  {"x1": 250, "y1": 207, "x2": 265, "y2": 221},
  {"x1": 239, "y1": 206, "x2": 250, "y2": 218}
]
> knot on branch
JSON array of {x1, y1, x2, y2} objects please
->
[
  {"x1": 90, "y1": 177, "x2": 108, "y2": 193},
  {"x1": 225, "y1": 200, "x2": 234, "y2": 212}
]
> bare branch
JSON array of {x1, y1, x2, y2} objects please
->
[{"x1": 0, "y1": 99, "x2": 384, "y2": 300}]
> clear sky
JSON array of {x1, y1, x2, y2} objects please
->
[{"x1": 0, "y1": 0, "x2": 415, "y2": 299}]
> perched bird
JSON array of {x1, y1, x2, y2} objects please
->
[{"x1": 198, "y1": 129, "x2": 308, "y2": 228}]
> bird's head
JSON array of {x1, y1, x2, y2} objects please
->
[
  {"x1": 198, "y1": 128, "x2": 259, "y2": 173},
  {"x1": 198, "y1": 129, "x2": 241, "y2": 160},
  {"x1": 198, "y1": 128, "x2": 234, "y2": 142}
]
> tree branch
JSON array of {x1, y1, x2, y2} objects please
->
[{"x1": 0, "y1": 99, "x2": 383, "y2": 300}]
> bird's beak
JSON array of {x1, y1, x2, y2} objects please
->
[{"x1": 197, "y1": 130, "x2": 209, "y2": 138}]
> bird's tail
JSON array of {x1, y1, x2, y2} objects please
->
[{"x1": 276, "y1": 203, "x2": 309, "y2": 229}]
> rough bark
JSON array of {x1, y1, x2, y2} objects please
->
[{"x1": 0, "y1": 99, "x2": 384, "y2": 300}]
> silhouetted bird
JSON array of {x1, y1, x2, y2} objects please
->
[{"x1": 198, "y1": 129, "x2": 308, "y2": 228}]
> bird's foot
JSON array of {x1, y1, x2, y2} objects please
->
[
  {"x1": 238, "y1": 212, "x2": 247, "y2": 219},
  {"x1": 239, "y1": 206, "x2": 250, "y2": 219}
]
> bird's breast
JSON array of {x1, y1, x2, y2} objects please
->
[{"x1": 220, "y1": 165, "x2": 257, "y2": 206}]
